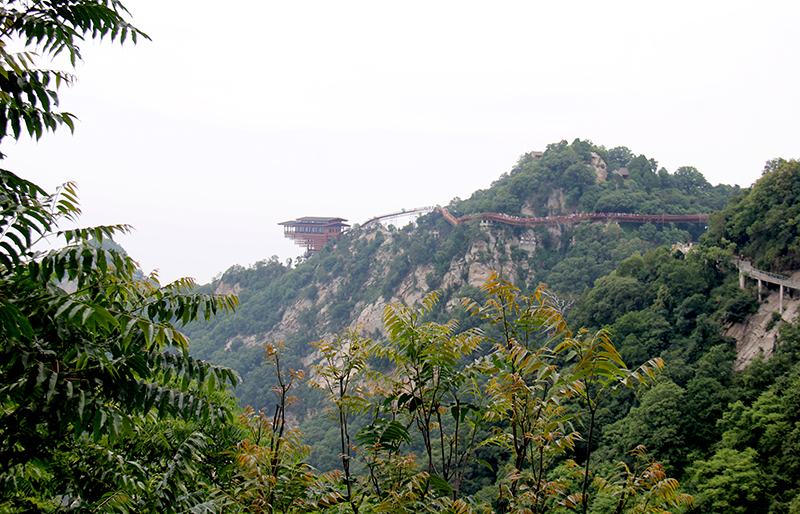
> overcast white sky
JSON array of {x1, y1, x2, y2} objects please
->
[{"x1": 4, "y1": 1, "x2": 799, "y2": 284}]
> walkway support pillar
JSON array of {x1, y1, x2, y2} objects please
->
[{"x1": 733, "y1": 257, "x2": 800, "y2": 311}]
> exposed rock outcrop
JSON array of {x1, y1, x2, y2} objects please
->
[
  {"x1": 546, "y1": 189, "x2": 564, "y2": 217},
  {"x1": 224, "y1": 223, "x2": 534, "y2": 351},
  {"x1": 726, "y1": 275, "x2": 800, "y2": 370},
  {"x1": 590, "y1": 152, "x2": 608, "y2": 183}
]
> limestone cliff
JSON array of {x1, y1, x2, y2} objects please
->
[
  {"x1": 215, "y1": 223, "x2": 533, "y2": 352},
  {"x1": 726, "y1": 271, "x2": 800, "y2": 370}
]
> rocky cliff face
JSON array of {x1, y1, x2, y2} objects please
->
[
  {"x1": 726, "y1": 271, "x2": 800, "y2": 370},
  {"x1": 590, "y1": 151, "x2": 608, "y2": 183},
  {"x1": 217, "y1": 223, "x2": 532, "y2": 351},
  {"x1": 213, "y1": 218, "x2": 778, "y2": 373}
]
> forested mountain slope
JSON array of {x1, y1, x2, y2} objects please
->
[
  {"x1": 565, "y1": 158, "x2": 800, "y2": 513},
  {"x1": 4, "y1": 0, "x2": 795, "y2": 507},
  {"x1": 184, "y1": 139, "x2": 737, "y2": 412},
  {"x1": 182, "y1": 141, "x2": 800, "y2": 513}
]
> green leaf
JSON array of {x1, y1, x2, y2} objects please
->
[
  {"x1": 45, "y1": 372, "x2": 58, "y2": 403},
  {"x1": 429, "y1": 474, "x2": 453, "y2": 495},
  {"x1": 111, "y1": 411, "x2": 122, "y2": 440},
  {"x1": 92, "y1": 409, "x2": 105, "y2": 441},
  {"x1": 475, "y1": 459, "x2": 493, "y2": 472},
  {"x1": 78, "y1": 389, "x2": 86, "y2": 420},
  {"x1": 380, "y1": 420, "x2": 412, "y2": 445}
]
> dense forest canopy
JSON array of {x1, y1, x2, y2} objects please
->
[
  {"x1": 708, "y1": 158, "x2": 800, "y2": 272},
  {"x1": 450, "y1": 139, "x2": 737, "y2": 219}
]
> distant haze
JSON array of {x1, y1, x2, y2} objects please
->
[{"x1": 4, "y1": 0, "x2": 798, "y2": 284}]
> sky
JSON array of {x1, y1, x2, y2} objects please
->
[{"x1": 4, "y1": 1, "x2": 799, "y2": 284}]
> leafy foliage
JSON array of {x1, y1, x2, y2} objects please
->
[
  {"x1": 0, "y1": 0, "x2": 735, "y2": 510},
  {"x1": 595, "y1": 446, "x2": 693, "y2": 514},
  {"x1": 275, "y1": 272, "x2": 681, "y2": 514},
  {"x1": 452, "y1": 139, "x2": 736, "y2": 220},
  {"x1": 708, "y1": 158, "x2": 800, "y2": 271},
  {"x1": 0, "y1": 170, "x2": 242, "y2": 510},
  {"x1": 0, "y1": 0, "x2": 147, "y2": 151},
  {"x1": 0, "y1": 3, "x2": 247, "y2": 507}
]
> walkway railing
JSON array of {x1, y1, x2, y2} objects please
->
[
  {"x1": 361, "y1": 206, "x2": 437, "y2": 228},
  {"x1": 363, "y1": 206, "x2": 710, "y2": 228},
  {"x1": 434, "y1": 207, "x2": 709, "y2": 227},
  {"x1": 734, "y1": 257, "x2": 800, "y2": 313},
  {"x1": 734, "y1": 258, "x2": 800, "y2": 290}
]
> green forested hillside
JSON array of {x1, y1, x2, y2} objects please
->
[
  {"x1": 183, "y1": 139, "x2": 739, "y2": 412},
  {"x1": 179, "y1": 144, "x2": 800, "y2": 513},
  {"x1": 561, "y1": 158, "x2": 800, "y2": 513},
  {"x1": 4, "y1": 0, "x2": 798, "y2": 511},
  {"x1": 4, "y1": 103, "x2": 800, "y2": 511},
  {"x1": 707, "y1": 158, "x2": 800, "y2": 272},
  {"x1": 451, "y1": 139, "x2": 736, "y2": 220}
]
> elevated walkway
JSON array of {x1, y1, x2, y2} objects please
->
[
  {"x1": 361, "y1": 206, "x2": 437, "y2": 228},
  {"x1": 433, "y1": 207, "x2": 708, "y2": 227},
  {"x1": 734, "y1": 258, "x2": 800, "y2": 313},
  {"x1": 361, "y1": 206, "x2": 710, "y2": 229}
]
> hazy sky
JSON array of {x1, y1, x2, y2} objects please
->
[{"x1": 5, "y1": 1, "x2": 799, "y2": 284}]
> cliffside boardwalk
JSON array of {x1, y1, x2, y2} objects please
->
[
  {"x1": 361, "y1": 206, "x2": 710, "y2": 229},
  {"x1": 735, "y1": 258, "x2": 800, "y2": 313},
  {"x1": 361, "y1": 207, "x2": 438, "y2": 228},
  {"x1": 288, "y1": 207, "x2": 711, "y2": 253}
]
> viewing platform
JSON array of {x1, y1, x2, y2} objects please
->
[{"x1": 279, "y1": 217, "x2": 349, "y2": 252}]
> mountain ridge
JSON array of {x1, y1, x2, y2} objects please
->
[{"x1": 185, "y1": 139, "x2": 742, "y2": 415}]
